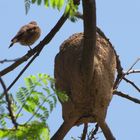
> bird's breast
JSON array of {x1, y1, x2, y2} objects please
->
[{"x1": 19, "y1": 27, "x2": 41, "y2": 46}]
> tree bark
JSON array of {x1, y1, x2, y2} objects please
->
[
  {"x1": 51, "y1": 119, "x2": 77, "y2": 140},
  {"x1": 81, "y1": 0, "x2": 96, "y2": 84}
]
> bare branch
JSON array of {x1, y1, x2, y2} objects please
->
[
  {"x1": 0, "y1": 76, "x2": 18, "y2": 128},
  {"x1": 0, "y1": 58, "x2": 21, "y2": 64},
  {"x1": 124, "y1": 69, "x2": 140, "y2": 75},
  {"x1": 123, "y1": 77, "x2": 140, "y2": 93},
  {"x1": 114, "y1": 90, "x2": 140, "y2": 104},
  {"x1": 126, "y1": 58, "x2": 140, "y2": 73},
  {"x1": 88, "y1": 123, "x2": 99, "y2": 140},
  {"x1": 113, "y1": 58, "x2": 140, "y2": 90},
  {"x1": 0, "y1": 50, "x2": 35, "y2": 76},
  {"x1": 0, "y1": 53, "x2": 38, "y2": 99},
  {"x1": 81, "y1": 123, "x2": 88, "y2": 140}
]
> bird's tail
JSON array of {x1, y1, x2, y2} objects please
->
[{"x1": 9, "y1": 42, "x2": 14, "y2": 48}]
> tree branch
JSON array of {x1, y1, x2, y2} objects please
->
[
  {"x1": 126, "y1": 58, "x2": 140, "y2": 73},
  {"x1": 0, "y1": 58, "x2": 21, "y2": 64},
  {"x1": 81, "y1": 123, "x2": 88, "y2": 140},
  {"x1": 125, "y1": 69, "x2": 140, "y2": 75},
  {"x1": 81, "y1": 0, "x2": 96, "y2": 83},
  {"x1": 88, "y1": 123, "x2": 99, "y2": 140},
  {"x1": 113, "y1": 58, "x2": 140, "y2": 90},
  {"x1": 114, "y1": 90, "x2": 140, "y2": 104},
  {"x1": 0, "y1": 53, "x2": 38, "y2": 99},
  {"x1": 0, "y1": 76, "x2": 18, "y2": 128},
  {"x1": 123, "y1": 77, "x2": 140, "y2": 93}
]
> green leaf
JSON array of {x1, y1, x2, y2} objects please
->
[
  {"x1": 57, "y1": 0, "x2": 64, "y2": 10},
  {"x1": 16, "y1": 87, "x2": 29, "y2": 103},
  {"x1": 44, "y1": 0, "x2": 49, "y2": 8},
  {"x1": 43, "y1": 87, "x2": 51, "y2": 95},
  {"x1": 65, "y1": 3, "x2": 70, "y2": 14},
  {"x1": 46, "y1": 99, "x2": 54, "y2": 112},
  {"x1": 52, "y1": 95, "x2": 57, "y2": 106},
  {"x1": 38, "y1": 73, "x2": 49, "y2": 85},
  {"x1": 25, "y1": 77, "x2": 33, "y2": 89},
  {"x1": 0, "y1": 121, "x2": 50, "y2": 140},
  {"x1": 15, "y1": 74, "x2": 58, "y2": 125},
  {"x1": 23, "y1": 104, "x2": 35, "y2": 112},
  {"x1": 0, "y1": 119, "x2": 6, "y2": 128},
  {"x1": 50, "y1": 0, "x2": 56, "y2": 8},
  {"x1": 56, "y1": 90, "x2": 69, "y2": 102},
  {"x1": 32, "y1": 0, "x2": 36, "y2": 3}
]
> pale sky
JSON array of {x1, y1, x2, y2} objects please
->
[{"x1": 0, "y1": 0, "x2": 140, "y2": 140}]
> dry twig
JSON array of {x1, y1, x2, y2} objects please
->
[
  {"x1": 113, "y1": 90, "x2": 140, "y2": 104},
  {"x1": 0, "y1": 76, "x2": 18, "y2": 128},
  {"x1": 88, "y1": 123, "x2": 99, "y2": 140},
  {"x1": 81, "y1": 123, "x2": 88, "y2": 140},
  {"x1": 123, "y1": 77, "x2": 140, "y2": 92},
  {"x1": 0, "y1": 58, "x2": 20, "y2": 64}
]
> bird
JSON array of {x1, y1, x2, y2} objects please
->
[{"x1": 9, "y1": 21, "x2": 41, "y2": 50}]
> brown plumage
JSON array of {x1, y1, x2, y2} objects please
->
[{"x1": 9, "y1": 21, "x2": 41, "y2": 49}]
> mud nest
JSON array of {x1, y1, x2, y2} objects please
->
[{"x1": 54, "y1": 31, "x2": 116, "y2": 125}]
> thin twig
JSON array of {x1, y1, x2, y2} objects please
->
[
  {"x1": 0, "y1": 52, "x2": 38, "y2": 99},
  {"x1": 114, "y1": 90, "x2": 140, "y2": 104},
  {"x1": 8, "y1": 52, "x2": 41, "y2": 91},
  {"x1": 0, "y1": 58, "x2": 21, "y2": 64},
  {"x1": 114, "y1": 58, "x2": 140, "y2": 90},
  {"x1": 123, "y1": 77, "x2": 140, "y2": 92},
  {"x1": 81, "y1": 123, "x2": 88, "y2": 140},
  {"x1": 88, "y1": 123, "x2": 99, "y2": 140},
  {"x1": 124, "y1": 69, "x2": 140, "y2": 75},
  {"x1": 126, "y1": 58, "x2": 140, "y2": 73},
  {"x1": 0, "y1": 76, "x2": 18, "y2": 128}
]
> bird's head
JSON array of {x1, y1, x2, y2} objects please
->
[{"x1": 29, "y1": 21, "x2": 37, "y2": 25}]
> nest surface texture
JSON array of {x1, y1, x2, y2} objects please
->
[{"x1": 54, "y1": 32, "x2": 116, "y2": 125}]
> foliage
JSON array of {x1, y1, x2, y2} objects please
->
[
  {"x1": 24, "y1": 0, "x2": 78, "y2": 21},
  {"x1": 0, "y1": 121, "x2": 49, "y2": 140},
  {"x1": 0, "y1": 73, "x2": 68, "y2": 139},
  {"x1": 16, "y1": 74, "x2": 57, "y2": 123},
  {"x1": 0, "y1": 100, "x2": 7, "y2": 128}
]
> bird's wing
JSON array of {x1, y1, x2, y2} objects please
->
[
  {"x1": 11, "y1": 24, "x2": 36, "y2": 43},
  {"x1": 11, "y1": 25, "x2": 27, "y2": 43}
]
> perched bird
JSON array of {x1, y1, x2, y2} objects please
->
[{"x1": 9, "y1": 21, "x2": 41, "y2": 49}]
